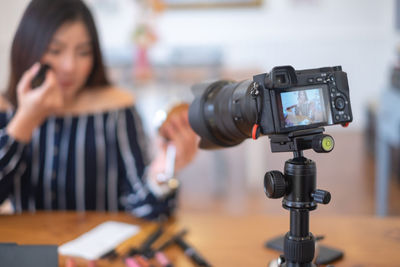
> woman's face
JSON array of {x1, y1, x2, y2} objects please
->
[
  {"x1": 41, "y1": 20, "x2": 94, "y2": 102},
  {"x1": 298, "y1": 91, "x2": 307, "y2": 102}
]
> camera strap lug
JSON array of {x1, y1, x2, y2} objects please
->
[{"x1": 250, "y1": 82, "x2": 262, "y2": 140}]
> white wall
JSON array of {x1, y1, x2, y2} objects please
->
[
  {"x1": 0, "y1": 0, "x2": 396, "y2": 130},
  {"x1": 151, "y1": 0, "x2": 396, "y2": 130},
  {"x1": 0, "y1": 0, "x2": 28, "y2": 91},
  {"x1": 90, "y1": 0, "x2": 398, "y2": 130}
]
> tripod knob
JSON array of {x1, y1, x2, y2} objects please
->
[
  {"x1": 264, "y1": 171, "x2": 286, "y2": 199},
  {"x1": 311, "y1": 189, "x2": 331, "y2": 204},
  {"x1": 312, "y1": 134, "x2": 335, "y2": 153}
]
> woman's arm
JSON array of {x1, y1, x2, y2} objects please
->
[
  {"x1": 115, "y1": 106, "x2": 174, "y2": 220},
  {"x1": 0, "y1": 112, "x2": 28, "y2": 205},
  {"x1": 0, "y1": 62, "x2": 63, "y2": 207},
  {"x1": 7, "y1": 63, "x2": 63, "y2": 142},
  {"x1": 116, "y1": 105, "x2": 197, "y2": 220}
]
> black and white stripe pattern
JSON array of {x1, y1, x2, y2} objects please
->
[
  {"x1": 29, "y1": 127, "x2": 41, "y2": 212},
  {"x1": 13, "y1": 161, "x2": 26, "y2": 213},
  {"x1": 106, "y1": 111, "x2": 118, "y2": 211},
  {"x1": 94, "y1": 113, "x2": 106, "y2": 211},
  {"x1": 43, "y1": 117, "x2": 56, "y2": 210},
  {"x1": 0, "y1": 107, "x2": 177, "y2": 220},
  {"x1": 58, "y1": 116, "x2": 72, "y2": 210},
  {"x1": 75, "y1": 115, "x2": 87, "y2": 211},
  {"x1": 0, "y1": 136, "x2": 25, "y2": 178},
  {"x1": 117, "y1": 110, "x2": 147, "y2": 201}
]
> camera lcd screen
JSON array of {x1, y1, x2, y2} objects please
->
[{"x1": 279, "y1": 87, "x2": 332, "y2": 128}]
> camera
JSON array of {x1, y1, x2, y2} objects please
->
[
  {"x1": 189, "y1": 65, "x2": 352, "y2": 149},
  {"x1": 31, "y1": 64, "x2": 51, "y2": 89}
]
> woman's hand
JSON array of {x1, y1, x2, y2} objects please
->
[
  {"x1": 147, "y1": 110, "x2": 198, "y2": 197},
  {"x1": 149, "y1": 108, "x2": 198, "y2": 182},
  {"x1": 159, "y1": 111, "x2": 198, "y2": 172},
  {"x1": 7, "y1": 63, "x2": 64, "y2": 142}
]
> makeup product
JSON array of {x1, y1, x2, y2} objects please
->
[
  {"x1": 141, "y1": 228, "x2": 187, "y2": 266},
  {"x1": 100, "y1": 224, "x2": 159, "y2": 260},
  {"x1": 156, "y1": 144, "x2": 179, "y2": 192},
  {"x1": 134, "y1": 255, "x2": 155, "y2": 267},
  {"x1": 156, "y1": 229, "x2": 188, "y2": 252},
  {"x1": 65, "y1": 257, "x2": 76, "y2": 267},
  {"x1": 155, "y1": 251, "x2": 174, "y2": 267},
  {"x1": 125, "y1": 257, "x2": 141, "y2": 267},
  {"x1": 31, "y1": 64, "x2": 51, "y2": 89},
  {"x1": 100, "y1": 249, "x2": 117, "y2": 260},
  {"x1": 140, "y1": 225, "x2": 164, "y2": 252},
  {"x1": 156, "y1": 103, "x2": 189, "y2": 188},
  {"x1": 164, "y1": 144, "x2": 176, "y2": 181},
  {"x1": 175, "y1": 237, "x2": 212, "y2": 267},
  {"x1": 128, "y1": 225, "x2": 164, "y2": 257}
]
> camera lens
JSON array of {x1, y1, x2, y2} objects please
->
[{"x1": 189, "y1": 80, "x2": 259, "y2": 149}]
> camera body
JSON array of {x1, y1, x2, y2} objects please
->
[
  {"x1": 188, "y1": 65, "x2": 352, "y2": 149},
  {"x1": 254, "y1": 65, "x2": 352, "y2": 135}
]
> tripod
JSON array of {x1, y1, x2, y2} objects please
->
[{"x1": 264, "y1": 128, "x2": 342, "y2": 267}]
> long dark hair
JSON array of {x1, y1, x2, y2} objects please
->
[{"x1": 5, "y1": 0, "x2": 109, "y2": 107}]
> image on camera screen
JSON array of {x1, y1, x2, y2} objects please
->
[{"x1": 280, "y1": 88, "x2": 331, "y2": 128}]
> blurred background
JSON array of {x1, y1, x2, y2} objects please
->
[{"x1": 0, "y1": 0, "x2": 399, "y2": 216}]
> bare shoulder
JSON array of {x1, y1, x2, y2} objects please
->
[
  {"x1": 0, "y1": 95, "x2": 13, "y2": 112},
  {"x1": 100, "y1": 87, "x2": 136, "y2": 106},
  {"x1": 64, "y1": 86, "x2": 136, "y2": 115}
]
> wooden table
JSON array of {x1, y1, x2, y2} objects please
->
[{"x1": 0, "y1": 211, "x2": 399, "y2": 267}]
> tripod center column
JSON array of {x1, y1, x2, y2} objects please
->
[{"x1": 282, "y1": 157, "x2": 317, "y2": 267}]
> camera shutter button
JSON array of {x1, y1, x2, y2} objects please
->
[{"x1": 334, "y1": 97, "x2": 346, "y2": 110}]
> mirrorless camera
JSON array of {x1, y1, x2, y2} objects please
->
[{"x1": 189, "y1": 65, "x2": 352, "y2": 149}]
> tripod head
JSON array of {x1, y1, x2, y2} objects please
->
[
  {"x1": 265, "y1": 128, "x2": 335, "y2": 267},
  {"x1": 265, "y1": 127, "x2": 333, "y2": 207},
  {"x1": 269, "y1": 128, "x2": 334, "y2": 155}
]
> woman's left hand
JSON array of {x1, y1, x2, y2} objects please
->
[{"x1": 159, "y1": 110, "x2": 198, "y2": 172}]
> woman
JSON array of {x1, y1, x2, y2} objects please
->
[
  {"x1": 295, "y1": 91, "x2": 310, "y2": 117},
  {"x1": 0, "y1": 0, "x2": 198, "y2": 219}
]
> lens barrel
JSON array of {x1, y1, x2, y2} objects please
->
[{"x1": 189, "y1": 79, "x2": 259, "y2": 149}]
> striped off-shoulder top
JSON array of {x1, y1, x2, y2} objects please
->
[{"x1": 0, "y1": 106, "x2": 177, "y2": 220}]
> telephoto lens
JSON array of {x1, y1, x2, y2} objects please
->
[{"x1": 188, "y1": 79, "x2": 259, "y2": 149}]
